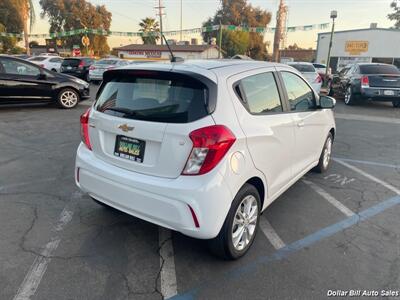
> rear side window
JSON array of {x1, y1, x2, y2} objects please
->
[
  {"x1": 359, "y1": 64, "x2": 400, "y2": 74},
  {"x1": 29, "y1": 57, "x2": 46, "y2": 62},
  {"x1": 238, "y1": 72, "x2": 283, "y2": 114},
  {"x1": 313, "y1": 64, "x2": 326, "y2": 68},
  {"x1": 95, "y1": 72, "x2": 210, "y2": 123},
  {"x1": 62, "y1": 59, "x2": 80, "y2": 67},
  {"x1": 289, "y1": 64, "x2": 315, "y2": 73},
  {"x1": 49, "y1": 58, "x2": 62, "y2": 63},
  {"x1": 97, "y1": 60, "x2": 118, "y2": 65},
  {"x1": 281, "y1": 72, "x2": 316, "y2": 112}
]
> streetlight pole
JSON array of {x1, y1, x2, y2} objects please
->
[
  {"x1": 325, "y1": 10, "x2": 337, "y2": 81},
  {"x1": 180, "y1": 0, "x2": 183, "y2": 42},
  {"x1": 218, "y1": 18, "x2": 222, "y2": 59}
]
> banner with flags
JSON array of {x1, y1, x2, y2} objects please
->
[{"x1": 0, "y1": 23, "x2": 330, "y2": 39}]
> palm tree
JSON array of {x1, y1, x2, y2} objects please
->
[
  {"x1": 139, "y1": 18, "x2": 160, "y2": 45},
  {"x1": 17, "y1": 0, "x2": 35, "y2": 55}
]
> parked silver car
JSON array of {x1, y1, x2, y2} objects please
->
[{"x1": 88, "y1": 59, "x2": 129, "y2": 83}]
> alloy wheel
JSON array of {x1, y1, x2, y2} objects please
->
[
  {"x1": 60, "y1": 90, "x2": 78, "y2": 108},
  {"x1": 232, "y1": 195, "x2": 258, "y2": 251},
  {"x1": 323, "y1": 137, "x2": 332, "y2": 169}
]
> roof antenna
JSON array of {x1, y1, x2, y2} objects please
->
[{"x1": 161, "y1": 34, "x2": 184, "y2": 63}]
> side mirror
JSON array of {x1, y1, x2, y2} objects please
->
[{"x1": 319, "y1": 96, "x2": 336, "y2": 109}]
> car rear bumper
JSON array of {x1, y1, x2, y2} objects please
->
[
  {"x1": 361, "y1": 87, "x2": 400, "y2": 101},
  {"x1": 75, "y1": 143, "x2": 233, "y2": 239},
  {"x1": 88, "y1": 73, "x2": 104, "y2": 81}
]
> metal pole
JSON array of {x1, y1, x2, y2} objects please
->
[
  {"x1": 325, "y1": 18, "x2": 335, "y2": 80},
  {"x1": 180, "y1": 0, "x2": 183, "y2": 41},
  {"x1": 218, "y1": 20, "x2": 222, "y2": 59},
  {"x1": 158, "y1": 0, "x2": 164, "y2": 45}
]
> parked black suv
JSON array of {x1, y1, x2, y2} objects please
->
[
  {"x1": 0, "y1": 55, "x2": 90, "y2": 109},
  {"x1": 331, "y1": 63, "x2": 400, "y2": 107},
  {"x1": 60, "y1": 57, "x2": 94, "y2": 81}
]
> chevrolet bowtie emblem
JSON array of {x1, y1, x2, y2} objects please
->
[{"x1": 118, "y1": 124, "x2": 134, "y2": 132}]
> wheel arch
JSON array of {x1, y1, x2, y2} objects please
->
[{"x1": 245, "y1": 176, "x2": 265, "y2": 209}]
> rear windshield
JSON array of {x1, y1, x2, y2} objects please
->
[
  {"x1": 290, "y1": 64, "x2": 315, "y2": 73},
  {"x1": 359, "y1": 64, "x2": 400, "y2": 74},
  {"x1": 95, "y1": 72, "x2": 209, "y2": 123},
  {"x1": 96, "y1": 60, "x2": 118, "y2": 65},
  {"x1": 62, "y1": 59, "x2": 80, "y2": 67},
  {"x1": 29, "y1": 57, "x2": 46, "y2": 62}
]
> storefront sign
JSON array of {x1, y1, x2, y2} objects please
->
[
  {"x1": 345, "y1": 41, "x2": 369, "y2": 55},
  {"x1": 127, "y1": 50, "x2": 162, "y2": 58}
]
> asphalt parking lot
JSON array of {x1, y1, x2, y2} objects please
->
[{"x1": 1, "y1": 85, "x2": 400, "y2": 300}]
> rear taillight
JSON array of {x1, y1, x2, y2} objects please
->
[
  {"x1": 78, "y1": 61, "x2": 85, "y2": 69},
  {"x1": 39, "y1": 64, "x2": 45, "y2": 68},
  {"x1": 89, "y1": 65, "x2": 95, "y2": 70},
  {"x1": 182, "y1": 125, "x2": 236, "y2": 175},
  {"x1": 80, "y1": 108, "x2": 92, "y2": 150},
  {"x1": 361, "y1": 76, "x2": 369, "y2": 88},
  {"x1": 315, "y1": 74, "x2": 322, "y2": 83}
]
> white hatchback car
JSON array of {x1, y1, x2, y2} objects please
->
[
  {"x1": 28, "y1": 56, "x2": 63, "y2": 72},
  {"x1": 75, "y1": 60, "x2": 336, "y2": 259}
]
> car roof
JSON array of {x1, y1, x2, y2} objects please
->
[
  {"x1": 114, "y1": 59, "x2": 285, "y2": 83},
  {"x1": 287, "y1": 62, "x2": 313, "y2": 65}
]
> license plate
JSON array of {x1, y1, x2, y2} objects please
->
[
  {"x1": 67, "y1": 66, "x2": 72, "y2": 70},
  {"x1": 384, "y1": 90, "x2": 395, "y2": 96},
  {"x1": 114, "y1": 135, "x2": 145, "y2": 163}
]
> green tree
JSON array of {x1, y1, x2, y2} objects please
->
[
  {"x1": 17, "y1": 0, "x2": 35, "y2": 55},
  {"x1": 202, "y1": 0, "x2": 271, "y2": 60},
  {"x1": 139, "y1": 17, "x2": 160, "y2": 45},
  {"x1": 0, "y1": 0, "x2": 24, "y2": 53},
  {"x1": 388, "y1": 1, "x2": 400, "y2": 28},
  {"x1": 39, "y1": 0, "x2": 112, "y2": 56}
]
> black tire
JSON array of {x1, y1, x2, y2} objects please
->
[
  {"x1": 57, "y1": 88, "x2": 80, "y2": 109},
  {"x1": 313, "y1": 133, "x2": 333, "y2": 173},
  {"x1": 392, "y1": 101, "x2": 400, "y2": 108},
  {"x1": 51, "y1": 68, "x2": 57, "y2": 72},
  {"x1": 344, "y1": 85, "x2": 357, "y2": 105},
  {"x1": 208, "y1": 183, "x2": 261, "y2": 260}
]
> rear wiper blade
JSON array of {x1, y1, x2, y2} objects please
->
[{"x1": 102, "y1": 107, "x2": 138, "y2": 116}]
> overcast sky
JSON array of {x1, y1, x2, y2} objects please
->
[{"x1": 31, "y1": 0, "x2": 395, "y2": 49}]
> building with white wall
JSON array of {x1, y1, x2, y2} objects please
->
[
  {"x1": 114, "y1": 44, "x2": 220, "y2": 61},
  {"x1": 316, "y1": 27, "x2": 400, "y2": 72}
]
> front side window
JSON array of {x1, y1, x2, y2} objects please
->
[
  {"x1": 281, "y1": 72, "x2": 316, "y2": 112},
  {"x1": 0, "y1": 58, "x2": 40, "y2": 76},
  {"x1": 239, "y1": 72, "x2": 283, "y2": 114}
]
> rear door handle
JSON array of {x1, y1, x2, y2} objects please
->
[{"x1": 297, "y1": 121, "x2": 305, "y2": 128}]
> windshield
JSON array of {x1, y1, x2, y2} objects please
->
[
  {"x1": 290, "y1": 64, "x2": 316, "y2": 73},
  {"x1": 95, "y1": 73, "x2": 210, "y2": 123},
  {"x1": 96, "y1": 60, "x2": 118, "y2": 65},
  {"x1": 359, "y1": 64, "x2": 400, "y2": 75},
  {"x1": 29, "y1": 57, "x2": 47, "y2": 62}
]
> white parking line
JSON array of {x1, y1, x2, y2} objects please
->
[
  {"x1": 334, "y1": 159, "x2": 400, "y2": 195},
  {"x1": 13, "y1": 207, "x2": 74, "y2": 300},
  {"x1": 259, "y1": 218, "x2": 286, "y2": 250},
  {"x1": 158, "y1": 228, "x2": 177, "y2": 299},
  {"x1": 303, "y1": 179, "x2": 355, "y2": 217},
  {"x1": 335, "y1": 113, "x2": 400, "y2": 125}
]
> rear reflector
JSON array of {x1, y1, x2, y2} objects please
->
[
  {"x1": 188, "y1": 205, "x2": 200, "y2": 228},
  {"x1": 182, "y1": 125, "x2": 236, "y2": 175},
  {"x1": 80, "y1": 108, "x2": 92, "y2": 150}
]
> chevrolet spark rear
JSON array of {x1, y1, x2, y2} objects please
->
[{"x1": 75, "y1": 66, "x2": 237, "y2": 240}]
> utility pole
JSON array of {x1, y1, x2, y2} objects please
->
[
  {"x1": 155, "y1": 0, "x2": 165, "y2": 45},
  {"x1": 180, "y1": 0, "x2": 183, "y2": 41},
  {"x1": 325, "y1": 10, "x2": 338, "y2": 82},
  {"x1": 272, "y1": 0, "x2": 288, "y2": 62}
]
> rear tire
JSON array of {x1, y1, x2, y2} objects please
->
[
  {"x1": 344, "y1": 86, "x2": 357, "y2": 105},
  {"x1": 313, "y1": 133, "x2": 333, "y2": 173},
  {"x1": 57, "y1": 88, "x2": 79, "y2": 109},
  {"x1": 208, "y1": 183, "x2": 261, "y2": 260},
  {"x1": 393, "y1": 101, "x2": 400, "y2": 108}
]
